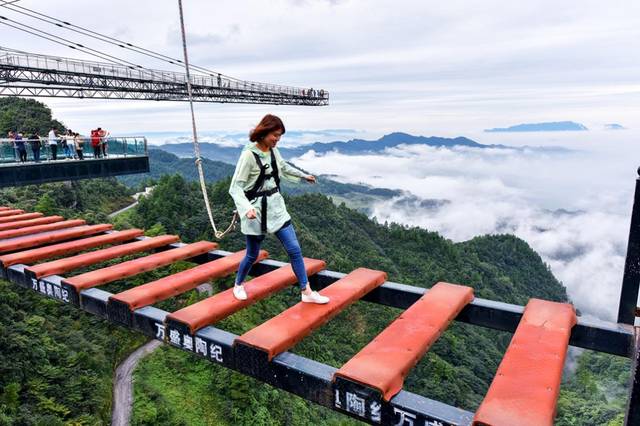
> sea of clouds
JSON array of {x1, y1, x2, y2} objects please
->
[{"x1": 292, "y1": 129, "x2": 640, "y2": 322}]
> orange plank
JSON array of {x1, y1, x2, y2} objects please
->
[
  {"x1": 0, "y1": 212, "x2": 43, "y2": 223},
  {"x1": 63, "y1": 241, "x2": 218, "y2": 292},
  {"x1": 334, "y1": 282, "x2": 474, "y2": 401},
  {"x1": 472, "y1": 299, "x2": 576, "y2": 426},
  {"x1": 110, "y1": 249, "x2": 270, "y2": 311},
  {"x1": 0, "y1": 229, "x2": 143, "y2": 268},
  {"x1": 236, "y1": 267, "x2": 387, "y2": 360},
  {"x1": 167, "y1": 258, "x2": 326, "y2": 334},
  {"x1": 0, "y1": 224, "x2": 112, "y2": 253},
  {"x1": 0, "y1": 216, "x2": 64, "y2": 232},
  {"x1": 0, "y1": 219, "x2": 86, "y2": 240},
  {"x1": 0, "y1": 209, "x2": 24, "y2": 217},
  {"x1": 25, "y1": 233, "x2": 176, "y2": 278}
]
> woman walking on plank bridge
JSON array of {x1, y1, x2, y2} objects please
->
[{"x1": 229, "y1": 114, "x2": 329, "y2": 304}]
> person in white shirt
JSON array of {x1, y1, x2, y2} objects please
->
[{"x1": 47, "y1": 127, "x2": 58, "y2": 160}]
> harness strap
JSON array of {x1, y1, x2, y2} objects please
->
[{"x1": 244, "y1": 149, "x2": 281, "y2": 233}]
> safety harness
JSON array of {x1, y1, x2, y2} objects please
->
[{"x1": 244, "y1": 149, "x2": 281, "y2": 233}]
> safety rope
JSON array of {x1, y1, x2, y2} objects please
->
[{"x1": 177, "y1": 0, "x2": 237, "y2": 239}]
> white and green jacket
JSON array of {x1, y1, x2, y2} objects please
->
[{"x1": 229, "y1": 143, "x2": 307, "y2": 235}]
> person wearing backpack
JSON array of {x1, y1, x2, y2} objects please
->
[{"x1": 228, "y1": 114, "x2": 329, "y2": 304}]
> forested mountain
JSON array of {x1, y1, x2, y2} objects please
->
[
  {"x1": 0, "y1": 175, "x2": 630, "y2": 426},
  {"x1": 0, "y1": 98, "x2": 66, "y2": 136}
]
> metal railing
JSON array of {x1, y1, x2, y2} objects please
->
[
  {"x1": 0, "y1": 50, "x2": 329, "y2": 100},
  {"x1": 0, "y1": 136, "x2": 148, "y2": 165}
]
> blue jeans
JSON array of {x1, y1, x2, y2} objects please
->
[{"x1": 235, "y1": 224, "x2": 308, "y2": 290}]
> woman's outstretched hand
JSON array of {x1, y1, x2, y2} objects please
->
[
  {"x1": 246, "y1": 209, "x2": 257, "y2": 219},
  {"x1": 305, "y1": 175, "x2": 317, "y2": 184}
]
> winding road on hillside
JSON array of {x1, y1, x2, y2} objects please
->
[
  {"x1": 109, "y1": 186, "x2": 159, "y2": 426},
  {"x1": 111, "y1": 340, "x2": 162, "y2": 426}
]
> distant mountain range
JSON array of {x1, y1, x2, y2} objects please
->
[
  {"x1": 484, "y1": 121, "x2": 588, "y2": 132},
  {"x1": 604, "y1": 123, "x2": 626, "y2": 130},
  {"x1": 158, "y1": 132, "x2": 488, "y2": 164}
]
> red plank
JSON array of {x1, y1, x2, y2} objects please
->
[
  {"x1": 167, "y1": 258, "x2": 326, "y2": 334},
  {"x1": 0, "y1": 212, "x2": 43, "y2": 223},
  {"x1": 0, "y1": 216, "x2": 64, "y2": 232},
  {"x1": 236, "y1": 268, "x2": 387, "y2": 360},
  {"x1": 334, "y1": 282, "x2": 474, "y2": 401},
  {"x1": 0, "y1": 206, "x2": 11, "y2": 211},
  {"x1": 0, "y1": 219, "x2": 86, "y2": 240},
  {"x1": 110, "y1": 249, "x2": 270, "y2": 311},
  {"x1": 0, "y1": 229, "x2": 144, "y2": 268},
  {"x1": 472, "y1": 299, "x2": 576, "y2": 426},
  {"x1": 62, "y1": 241, "x2": 218, "y2": 292},
  {"x1": 26, "y1": 234, "x2": 178, "y2": 279},
  {"x1": 0, "y1": 224, "x2": 113, "y2": 253},
  {"x1": 0, "y1": 209, "x2": 24, "y2": 217}
]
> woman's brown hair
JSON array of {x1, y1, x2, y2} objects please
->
[{"x1": 249, "y1": 114, "x2": 286, "y2": 142}]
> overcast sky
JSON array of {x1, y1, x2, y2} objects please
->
[{"x1": 1, "y1": 0, "x2": 639, "y2": 136}]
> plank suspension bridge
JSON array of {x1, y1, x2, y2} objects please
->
[{"x1": 0, "y1": 193, "x2": 639, "y2": 425}]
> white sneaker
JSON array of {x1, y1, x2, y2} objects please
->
[
  {"x1": 301, "y1": 291, "x2": 330, "y2": 304},
  {"x1": 233, "y1": 284, "x2": 247, "y2": 301}
]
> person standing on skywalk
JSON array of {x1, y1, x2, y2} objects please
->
[{"x1": 229, "y1": 114, "x2": 329, "y2": 304}]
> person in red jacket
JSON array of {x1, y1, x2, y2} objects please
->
[{"x1": 90, "y1": 128, "x2": 101, "y2": 158}]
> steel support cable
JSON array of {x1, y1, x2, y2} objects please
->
[
  {"x1": 0, "y1": 1, "x2": 241, "y2": 83},
  {"x1": 0, "y1": 2, "x2": 181, "y2": 68},
  {"x1": 177, "y1": 0, "x2": 236, "y2": 240},
  {"x1": 0, "y1": 15, "x2": 142, "y2": 69},
  {"x1": 0, "y1": 19, "x2": 135, "y2": 68}
]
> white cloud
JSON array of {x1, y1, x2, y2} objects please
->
[{"x1": 293, "y1": 130, "x2": 640, "y2": 321}]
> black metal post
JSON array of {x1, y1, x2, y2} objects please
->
[
  {"x1": 618, "y1": 168, "x2": 640, "y2": 325},
  {"x1": 625, "y1": 327, "x2": 640, "y2": 425}
]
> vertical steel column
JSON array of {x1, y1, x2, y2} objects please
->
[
  {"x1": 618, "y1": 169, "x2": 640, "y2": 325},
  {"x1": 625, "y1": 328, "x2": 640, "y2": 425}
]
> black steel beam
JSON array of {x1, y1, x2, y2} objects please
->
[
  {"x1": 0, "y1": 156, "x2": 149, "y2": 187},
  {"x1": 625, "y1": 328, "x2": 640, "y2": 425},
  {"x1": 619, "y1": 172, "x2": 640, "y2": 325}
]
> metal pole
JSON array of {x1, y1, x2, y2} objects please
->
[
  {"x1": 618, "y1": 168, "x2": 640, "y2": 325},
  {"x1": 625, "y1": 327, "x2": 640, "y2": 425}
]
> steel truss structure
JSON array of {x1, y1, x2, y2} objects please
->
[{"x1": 0, "y1": 50, "x2": 329, "y2": 105}]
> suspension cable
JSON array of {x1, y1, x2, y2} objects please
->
[
  {"x1": 0, "y1": 18, "x2": 137, "y2": 68},
  {"x1": 0, "y1": 1, "x2": 239, "y2": 81},
  {"x1": 0, "y1": 14, "x2": 145, "y2": 69},
  {"x1": 177, "y1": 0, "x2": 236, "y2": 239}
]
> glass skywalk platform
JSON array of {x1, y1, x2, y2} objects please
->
[{"x1": 0, "y1": 136, "x2": 149, "y2": 187}]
